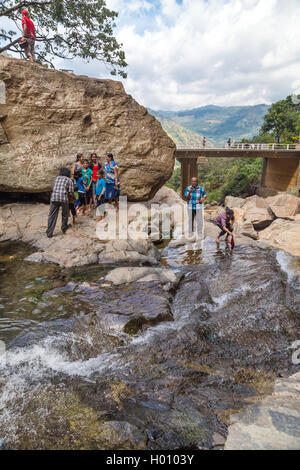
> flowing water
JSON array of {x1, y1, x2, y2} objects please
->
[{"x1": 0, "y1": 238, "x2": 299, "y2": 449}]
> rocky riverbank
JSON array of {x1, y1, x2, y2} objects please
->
[{"x1": 0, "y1": 188, "x2": 299, "y2": 267}]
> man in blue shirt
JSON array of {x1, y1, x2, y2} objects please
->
[{"x1": 184, "y1": 177, "x2": 207, "y2": 237}]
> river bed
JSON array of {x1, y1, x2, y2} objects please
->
[{"x1": 0, "y1": 238, "x2": 299, "y2": 449}]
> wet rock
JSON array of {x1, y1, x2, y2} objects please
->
[
  {"x1": 104, "y1": 267, "x2": 180, "y2": 286},
  {"x1": 98, "y1": 421, "x2": 147, "y2": 449},
  {"x1": 225, "y1": 372, "x2": 300, "y2": 450},
  {"x1": 0, "y1": 55, "x2": 175, "y2": 200}
]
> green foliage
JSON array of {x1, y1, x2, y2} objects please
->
[
  {"x1": 0, "y1": 0, "x2": 127, "y2": 77},
  {"x1": 166, "y1": 158, "x2": 263, "y2": 203},
  {"x1": 252, "y1": 95, "x2": 300, "y2": 143},
  {"x1": 166, "y1": 166, "x2": 181, "y2": 192}
]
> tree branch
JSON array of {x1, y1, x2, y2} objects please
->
[
  {"x1": 0, "y1": 1, "x2": 53, "y2": 17},
  {"x1": 0, "y1": 37, "x2": 22, "y2": 53}
]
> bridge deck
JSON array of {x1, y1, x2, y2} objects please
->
[{"x1": 175, "y1": 148, "x2": 300, "y2": 159}]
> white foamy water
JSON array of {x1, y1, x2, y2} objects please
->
[{"x1": 276, "y1": 250, "x2": 299, "y2": 283}]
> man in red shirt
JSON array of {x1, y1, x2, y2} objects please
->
[{"x1": 21, "y1": 9, "x2": 36, "y2": 63}]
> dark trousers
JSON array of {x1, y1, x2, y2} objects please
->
[
  {"x1": 47, "y1": 201, "x2": 69, "y2": 237},
  {"x1": 217, "y1": 222, "x2": 233, "y2": 237}
]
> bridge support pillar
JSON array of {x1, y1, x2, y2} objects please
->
[
  {"x1": 178, "y1": 158, "x2": 198, "y2": 199},
  {"x1": 261, "y1": 157, "x2": 300, "y2": 193}
]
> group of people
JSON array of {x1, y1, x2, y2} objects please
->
[
  {"x1": 46, "y1": 153, "x2": 120, "y2": 238},
  {"x1": 185, "y1": 177, "x2": 235, "y2": 247},
  {"x1": 46, "y1": 157, "x2": 234, "y2": 247}
]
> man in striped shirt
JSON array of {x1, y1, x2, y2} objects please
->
[
  {"x1": 185, "y1": 177, "x2": 207, "y2": 237},
  {"x1": 46, "y1": 168, "x2": 74, "y2": 238}
]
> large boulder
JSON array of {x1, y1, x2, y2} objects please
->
[
  {"x1": 224, "y1": 196, "x2": 245, "y2": 209},
  {"x1": 0, "y1": 55, "x2": 175, "y2": 200},
  {"x1": 258, "y1": 219, "x2": 300, "y2": 257},
  {"x1": 266, "y1": 194, "x2": 300, "y2": 219}
]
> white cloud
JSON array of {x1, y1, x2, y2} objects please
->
[
  {"x1": 111, "y1": 0, "x2": 300, "y2": 109},
  {"x1": 2, "y1": 0, "x2": 300, "y2": 110}
]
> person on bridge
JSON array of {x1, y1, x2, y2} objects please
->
[
  {"x1": 184, "y1": 177, "x2": 207, "y2": 238},
  {"x1": 21, "y1": 10, "x2": 36, "y2": 63}
]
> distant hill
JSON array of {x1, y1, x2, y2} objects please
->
[
  {"x1": 149, "y1": 104, "x2": 270, "y2": 146},
  {"x1": 153, "y1": 115, "x2": 214, "y2": 148}
]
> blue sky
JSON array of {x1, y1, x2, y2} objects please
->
[{"x1": 2, "y1": 0, "x2": 300, "y2": 110}]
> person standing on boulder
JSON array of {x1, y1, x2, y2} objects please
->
[
  {"x1": 89, "y1": 153, "x2": 101, "y2": 207},
  {"x1": 21, "y1": 10, "x2": 36, "y2": 63},
  {"x1": 104, "y1": 153, "x2": 120, "y2": 212},
  {"x1": 46, "y1": 168, "x2": 74, "y2": 238},
  {"x1": 185, "y1": 177, "x2": 207, "y2": 238}
]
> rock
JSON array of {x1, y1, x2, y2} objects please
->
[
  {"x1": 241, "y1": 195, "x2": 270, "y2": 210},
  {"x1": 224, "y1": 196, "x2": 245, "y2": 209},
  {"x1": 104, "y1": 267, "x2": 180, "y2": 285},
  {"x1": 225, "y1": 372, "x2": 300, "y2": 450},
  {"x1": 238, "y1": 221, "x2": 259, "y2": 240},
  {"x1": 244, "y1": 207, "x2": 275, "y2": 230},
  {"x1": 98, "y1": 421, "x2": 147, "y2": 450},
  {"x1": 204, "y1": 206, "x2": 223, "y2": 222},
  {"x1": 259, "y1": 219, "x2": 300, "y2": 257},
  {"x1": 0, "y1": 203, "x2": 160, "y2": 267},
  {"x1": 0, "y1": 55, "x2": 175, "y2": 200},
  {"x1": 147, "y1": 186, "x2": 184, "y2": 207},
  {"x1": 266, "y1": 194, "x2": 300, "y2": 219},
  {"x1": 99, "y1": 238, "x2": 160, "y2": 265}
]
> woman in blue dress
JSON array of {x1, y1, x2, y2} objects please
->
[{"x1": 104, "y1": 153, "x2": 120, "y2": 211}]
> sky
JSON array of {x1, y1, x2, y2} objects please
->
[{"x1": 2, "y1": 0, "x2": 300, "y2": 111}]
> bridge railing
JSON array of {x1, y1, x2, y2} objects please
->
[
  {"x1": 233, "y1": 143, "x2": 298, "y2": 150},
  {"x1": 176, "y1": 143, "x2": 299, "y2": 150}
]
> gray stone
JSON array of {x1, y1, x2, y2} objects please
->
[{"x1": 225, "y1": 372, "x2": 300, "y2": 450}]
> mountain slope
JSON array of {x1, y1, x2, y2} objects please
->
[
  {"x1": 149, "y1": 104, "x2": 270, "y2": 146},
  {"x1": 154, "y1": 115, "x2": 214, "y2": 148}
]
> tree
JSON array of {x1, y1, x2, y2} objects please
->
[
  {"x1": 0, "y1": 0, "x2": 127, "y2": 77},
  {"x1": 259, "y1": 95, "x2": 300, "y2": 141}
]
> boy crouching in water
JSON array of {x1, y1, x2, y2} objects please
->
[
  {"x1": 215, "y1": 207, "x2": 235, "y2": 245},
  {"x1": 95, "y1": 169, "x2": 106, "y2": 222}
]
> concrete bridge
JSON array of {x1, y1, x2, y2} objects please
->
[{"x1": 175, "y1": 143, "x2": 300, "y2": 199}]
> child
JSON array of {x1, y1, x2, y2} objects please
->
[
  {"x1": 69, "y1": 183, "x2": 79, "y2": 225},
  {"x1": 74, "y1": 170, "x2": 87, "y2": 216},
  {"x1": 82, "y1": 159, "x2": 93, "y2": 214},
  {"x1": 215, "y1": 207, "x2": 235, "y2": 245},
  {"x1": 95, "y1": 169, "x2": 106, "y2": 222}
]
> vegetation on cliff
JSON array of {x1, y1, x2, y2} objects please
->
[{"x1": 248, "y1": 95, "x2": 300, "y2": 144}]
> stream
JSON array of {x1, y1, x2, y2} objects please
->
[{"x1": 0, "y1": 238, "x2": 299, "y2": 449}]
